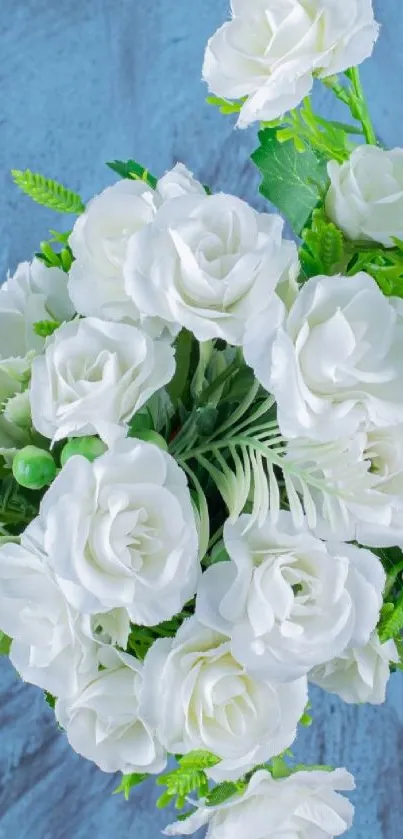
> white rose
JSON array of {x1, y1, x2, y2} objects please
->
[
  {"x1": 156, "y1": 162, "x2": 206, "y2": 202},
  {"x1": 0, "y1": 258, "x2": 74, "y2": 359},
  {"x1": 244, "y1": 272, "x2": 403, "y2": 441},
  {"x1": 68, "y1": 179, "x2": 158, "y2": 324},
  {"x1": 286, "y1": 427, "x2": 403, "y2": 547},
  {"x1": 55, "y1": 646, "x2": 167, "y2": 774},
  {"x1": 310, "y1": 632, "x2": 398, "y2": 704},
  {"x1": 39, "y1": 438, "x2": 200, "y2": 624},
  {"x1": 196, "y1": 513, "x2": 385, "y2": 682},
  {"x1": 29, "y1": 316, "x2": 175, "y2": 446},
  {"x1": 68, "y1": 165, "x2": 204, "y2": 332},
  {"x1": 0, "y1": 259, "x2": 74, "y2": 451},
  {"x1": 0, "y1": 520, "x2": 99, "y2": 698},
  {"x1": 164, "y1": 767, "x2": 355, "y2": 838},
  {"x1": 326, "y1": 146, "x2": 403, "y2": 248},
  {"x1": 125, "y1": 194, "x2": 299, "y2": 344},
  {"x1": 203, "y1": 0, "x2": 379, "y2": 127},
  {"x1": 140, "y1": 616, "x2": 307, "y2": 782}
]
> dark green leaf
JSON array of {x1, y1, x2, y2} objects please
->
[
  {"x1": 44, "y1": 691, "x2": 56, "y2": 709},
  {"x1": 251, "y1": 128, "x2": 328, "y2": 236},
  {"x1": 167, "y1": 330, "x2": 193, "y2": 404},
  {"x1": 106, "y1": 159, "x2": 157, "y2": 189},
  {"x1": 206, "y1": 782, "x2": 243, "y2": 807}
]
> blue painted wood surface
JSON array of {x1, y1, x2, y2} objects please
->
[{"x1": 0, "y1": 1, "x2": 402, "y2": 836}]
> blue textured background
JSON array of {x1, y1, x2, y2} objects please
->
[{"x1": 1, "y1": 1, "x2": 402, "y2": 837}]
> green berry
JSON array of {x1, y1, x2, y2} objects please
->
[
  {"x1": 131, "y1": 429, "x2": 168, "y2": 451},
  {"x1": 60, "y1": 436, "x2": 107, "y2": 466},
  {"x1": 12, "y1": 446, "x2": 57, "y2": 490}
]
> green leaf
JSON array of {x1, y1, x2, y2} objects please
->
[
  {"x1": 33, "y1": 320, "x2": 61, "y2": 338},
  {"x1": 0, "y1": 631, "x2": 11, "y2": 655},
  {"x1": 206, "y1": 781, "x2": 244, "y2": 807},
  {"x1": 251, "y1": 127, "x2": 329, "y2": 236},
  {"x1": 0, "y1": 476, "x2": 39, "y2": 527},
  {"x1": 44, "y1": 691, "x2": 56, "y2": 709},
  {"x1": 300, "y1": 209, "x2": 345, "y2": 277},
  {"x1": 178, "y1": 751, "x2": 220, "y2": 769},
  {"x1": 270, "y1": 757, "x2": 292, "y2": 780},
  {"x1": 378, "y1": 600, "x2": 403, "y2": 643},
  {"x1": 113, "y1": 773, "x2": 149, "y2": 800},
  {"x1": 106, "y1": 159, "x2": 157, "y2": 189},
  {"x1": 12, "y1": 170, "x2": 85, "y2": 214},
  {"x1": 206, "y1": 96, "x2": 244, "y2": 115},
  {"x1": 167, "y1": 330, "x2": 194, "y2": 404}
]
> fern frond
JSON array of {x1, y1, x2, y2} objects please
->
[
  {"x1": 179, "y1": 428, "x2": 363, "y2": 531},
  {"x1": 12, "y1": 169, "x2": 85, "y2": 214}
]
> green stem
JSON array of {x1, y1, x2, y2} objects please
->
[{"x1": 346, "y1": 67, "x2": 377, "y2": 145}]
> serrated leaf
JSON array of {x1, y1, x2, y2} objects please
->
[
  {"x1": 12, "y1": 170, "x2": 85, "y2": 214},
  {"x1": 206, "y1": 781, "x2": 243, "y2": 807},
  {"x1": 251, "y1": 128, "x2": 328, "y2": 236},
  {"x1": 178, "y1": 751, "x2": 220, "y2": 769},
  {"x1": 106, "y1": 159, "x2": 157, "y2": 188}
]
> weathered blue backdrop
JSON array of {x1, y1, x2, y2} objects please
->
[{"x1": 0, "y1": 2, "x2": 402, "y2": 837}]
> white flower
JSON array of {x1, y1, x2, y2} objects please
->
[
  {"x1": 140, "y1": 616, "x2": 307, "y2": 782},
  {"x1": 286, "y1": 427, "x2": 403, "y2": 547},
  {"x1": 68, "y1": 165, "x2": 203, "y2": 331},
  {"x1": 55, "y1": 646, "x2": 167, "y2": 774},
  {"x1": 0, "y1": 259, "x2": 74, "y2": 452},
  {"x1": 0, "y1": 520, "x2": 99, "y2": 698},
  {"x1": 244, "y1": 272, "x2": 403, "y2": 441},
  {"x1": 156, "y1": 162, "x2": 206, "y2": 202},
  {"x1": 310, "y1": 632, "x2": 398, "y2": 704},
  {"x1": 203, "y1": 0, "x2": 379, "y2": 127},
  {"x1": 164, "y1": 767, "x2": 355, "y2": 838},
  {"x1": 29, "y1": 316, "x2": 175, "y2": 446},
  {"x1": 125, "y1": 194, "x2": 299, "y2": 344},
  {"x1": 68, "y1": 180, "x2": 158, "y2": 323},
  {"x1": 196, "y1": 513, "x2": 385, "y2": 682},
  {"x1": 326, "y1": 146, "x2": 403, "y2": 248},
  {"x1": 0, "y1": 258, "x2": 74, "y2": 359},
  {"x1": 39, "y1": 438, "x2": 200, "y2": 624}
]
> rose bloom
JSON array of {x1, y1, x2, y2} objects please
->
[
  {"x1": 29, "y1": 316, "x2": 175, "y2": 446},
  {"x1": 203, "y1": 0, "x2": 379, "y2": 127},
  {"x1": 164, "y1": 767, "x2": 355, "y2": 838},
  {"x1": 0, "y1": 258, "x2": 74, "y2": 451},
  {"x1": 244, "y1": 272, "x2": 403, "y2": 442},
  {"x1": 310, "y1": 632, "x2": 398, "y2": 705},
  {"x1": 326, "y1": 146, "x2": 403, "y2": 248},
  {"x1": 37, "y1": 438, "x2": 200, "y2": 625},
  {"x1": 196, "y1": 513, "x2": 385, "y2": 682},
  {"x1": 56, "y1": 646, "x2": 167, "y2": 774},
  {"x1": 140, "y1": 616, "x2": 307, "y2": 782},
  {"x1": 125, "y1": 193, "x2": 299, "y2": 345},
  {"x1": 286, "y1": 424, "x2": 403, "y2": 547},
  {"x1": 68, "y1": 164, "x2": 204, "y2": 330},
  {"x1": 0, "y1": 520, "x2": 99, "y2": 698}
]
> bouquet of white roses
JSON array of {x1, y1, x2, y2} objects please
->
[{"x1": 1, "y1": 1, "x2": 402, "y2": 836}]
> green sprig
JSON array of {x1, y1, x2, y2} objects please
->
[{"x1": 12, "y1": 170, "x2": 85, "y2": 214}]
